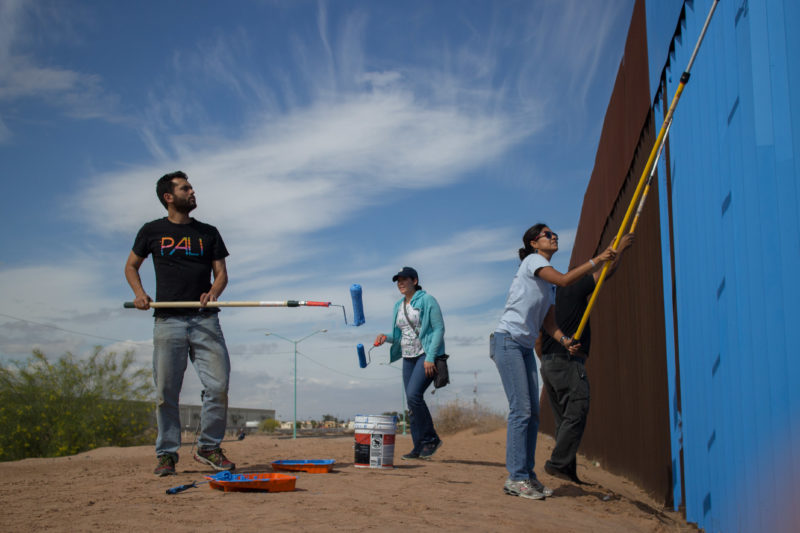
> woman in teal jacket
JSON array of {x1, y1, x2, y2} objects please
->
[{"x1": 375, "y1": 266, "x2": 445, "y2": 460}]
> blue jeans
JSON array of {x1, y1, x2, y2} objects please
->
[
  {"x1": 402, "y1": 355, "x2": 439, "y2": 453},
  {"x1": 491, "y1": 331, "x2": 540, "y2": 481},
  {"x1": 153, "y1": 313, "x2": 230, "y2": 459}
]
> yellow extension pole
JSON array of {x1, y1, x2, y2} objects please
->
[
  {"x1": 630, "y1": 120, "x2": 672, "y2": 234},
  {"x1": 574, "y1": 0, "x2": 719, "y2": 341}
]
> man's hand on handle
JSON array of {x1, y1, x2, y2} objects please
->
[
  {"x1": 199, "y1": 291, "x2": 219, "y2": 307},
  {"x1": 563, "y1": 336, "x2": 583, "y2": 356},
  {"x1": 133, "y1": 293, "x2": 152, "y2": 310}
]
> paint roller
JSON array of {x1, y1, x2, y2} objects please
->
[
  {"x1": 166, "y1": 480, "x2": 208, "y2": 495},
  {"x1": 356, "y1": 339, "x2": 381, "y2": 368},
  {"x1": 124, "y1": 283, "x2": 367, "y2": 326},
  {"x1": 349, "y1": 284, "x2": 365, "y2": 326}
]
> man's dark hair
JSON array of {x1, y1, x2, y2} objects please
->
[{"x1": 156, "y1": 171, "x2": 188, "y2": 209}]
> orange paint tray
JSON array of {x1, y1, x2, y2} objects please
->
[
  {"x1": 204, "y1": 471, "x2": 296, "y2": 492},
  {"x1": 271, "y1": 459, "x2": 335, "y2": 473}
]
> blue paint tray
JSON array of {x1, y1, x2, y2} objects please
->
[{"x1": 271, "y1": 459, "x2": 335, "y2": 473}]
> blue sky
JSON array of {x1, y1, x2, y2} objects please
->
[{"x1": 0, "y1": 0, "x2": 634, "y2": 420}]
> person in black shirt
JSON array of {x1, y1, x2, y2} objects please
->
[
  {"x1": 538, "y1": 233, "x2": 634, "y2": 483},
  {"x1": 125, "y1": 171, "x2": 235, "y2": 476}
]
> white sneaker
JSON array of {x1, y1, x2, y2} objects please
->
[
  {"x1": 503, "y1": 478, "x2": 546, "y2": 500},
  {"x1": 530, "y1": 477, "x2": 553, "y2": 497}
]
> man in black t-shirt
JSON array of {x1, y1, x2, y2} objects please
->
[
  {"x1": 125, "y1": 171, "x2": 235, "y2": 477},
  {"x1": 538, "y1": 234, "x2": 633, "y2": 483}
]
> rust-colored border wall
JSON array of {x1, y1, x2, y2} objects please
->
[
  {"x1": 570, "y1": 0, "x2": 653, "y2": 268},
  {"x1": 539, "y1": 0, "x2": 673, "y2": 504}
]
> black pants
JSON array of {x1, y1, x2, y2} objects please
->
[{"x1": 540, "y1": 353, "x2": 590, "y2": 473}]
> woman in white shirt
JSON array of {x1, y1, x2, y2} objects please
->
[{"x1": 492, "y1": 223, "x2": 615, "y2": 499}]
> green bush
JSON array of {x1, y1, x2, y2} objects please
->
[
  {"x1": 0, "y1": 347, "x2": 155, "y2": 461},
  {"x1": 259, "y1": 418, "x2": 281, "y2": 433}
]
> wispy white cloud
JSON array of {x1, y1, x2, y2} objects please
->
[
  {"x1": 0, "y1": 0, "x2": 120, "y2": 139},
  {"x1": 515, "y1": 2, "x2": 626, "y2": 102},
  {"x1": 75, "y1": 86, "x2": 536, "y2": 286},
  {"x1": 0, "y1": 264, "x2": 113, "y2": 317},
  {"x1": 0, "y1": 62, "x2": 80, "y2": 99}
]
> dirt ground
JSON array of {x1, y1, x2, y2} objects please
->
[{"x1": 0, "y1": 428, "x2": 697, "y2": 532}]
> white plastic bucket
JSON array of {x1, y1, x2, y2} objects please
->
[{"x1": 354, "y1": 414, "x2": 396, "y2": 469}]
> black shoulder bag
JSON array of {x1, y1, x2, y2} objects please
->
[{"x1": 403, "y1": 302, "x2": 450, "y2": 390}]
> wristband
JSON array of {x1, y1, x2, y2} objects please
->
[
  {"x1": 589, "y1": 259, "x2": 596, "y2": 268},
  {"x1": 560, "y1": 335, "x2": 570, "y2": 346}
]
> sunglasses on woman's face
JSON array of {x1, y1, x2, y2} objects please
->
[{"x1": 536, "y1": 231, "x2": 558, "y2": 241}]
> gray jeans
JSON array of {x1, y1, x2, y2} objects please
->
[
  {"x1": 540, "y1": 353, "x2": 590, "y2": 472},
  {"x1": 153, "y1": 313, "x2": 230, "y2": 459}
]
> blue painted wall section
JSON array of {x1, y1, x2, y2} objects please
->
[
  {"x1": 654, "y1": 82, "x2": 683, "y2": 514},
  {"x1": 649, "y1": 0, "x2": 800, "y2": 531}
]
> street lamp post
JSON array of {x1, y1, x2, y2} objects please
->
[{"x1": 265, "y1": 329, "x2": 327, "y2": 439}]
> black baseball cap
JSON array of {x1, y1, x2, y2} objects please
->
[{"x1": 392, "y1": 266, "x2": 418, "y2": 282}]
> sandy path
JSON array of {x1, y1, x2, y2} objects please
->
[{"x1": 0, "y1": 428, "x2": 696, "y2": 532}]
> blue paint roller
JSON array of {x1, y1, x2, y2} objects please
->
[
  {"x1": 357, "y1": 343, "x2": 368, "y2": 368},
  {"x1": 166, "y1": 480, "x2": 209, "y2": 494},
  {"x1": 356, "y1": 341, "x2": 380, "y2": 368},
  {"x1": 350, "y1": 284, "x2": 365, "y2": 326}
]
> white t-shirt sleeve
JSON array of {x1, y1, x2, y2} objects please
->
[
  {"x1": 526, "y1": 253, "x2": 551, "y2": 278},
  {"x1": 528, "y1": 254, "x2": 555, "y2": 306}
]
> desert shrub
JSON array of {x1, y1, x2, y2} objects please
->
[
  {"x1": 0, "y1": 348, "x2": 155, "y2": 461},
  {"x1": 259, "y1": 418, "x2": 281, "y2": 433},
  {"x1": 433, "y1": 399, "x2": 506, "y2": 435}
]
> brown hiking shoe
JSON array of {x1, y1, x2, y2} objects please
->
[
  {"x1": 193, "y1": 447, "x2": 235, "y2": 471},
  {"x1": 154, "y1": 455, "x2": 176, "y2": 476}
]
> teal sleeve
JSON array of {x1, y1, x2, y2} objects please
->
[
  {"x1": 423, "y1": 296, "x2": 445, "y2": 362},
  {"x1": 386, "y1": 300, "x2": 400, "y2": 344}
]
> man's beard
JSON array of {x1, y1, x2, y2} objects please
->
[{"x1": 173, "y1": 196, "x2": 196, "y2": 214}]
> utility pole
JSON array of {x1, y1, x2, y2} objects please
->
[{"x1": 265, "y1": 329, "x2": 327, "y2": 439}]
